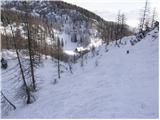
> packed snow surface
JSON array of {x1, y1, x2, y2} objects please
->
[{"x1": 2, "y1": 28, "x2": 159, "y2": 118}]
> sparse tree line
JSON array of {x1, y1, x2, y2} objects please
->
[
  {"x1": 100, "y1": 11, "x2": 132, "y2": 48},
  {"x1": 101, "y1": 0, "x2": 159, "y2": 48},
  {"x1": 138, "y1": 0, "x2": 158, "y2": 34}
]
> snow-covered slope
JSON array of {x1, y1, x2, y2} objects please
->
[{"x1": 1, "y1": 28, "x2": 159, "y2": 118}]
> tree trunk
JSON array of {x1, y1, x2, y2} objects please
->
[
  {"x1": 10, "y1": 25, "x2": 31, "y2": 104},
  {"x1": 1, "y1": 92, "x2": 16, "y2": 110}
]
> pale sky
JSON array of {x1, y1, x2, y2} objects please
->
[{"x1": 63, "y1": 0, "x2": 159, "y2": 27}]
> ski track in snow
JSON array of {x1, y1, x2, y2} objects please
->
[{"x1": 2, "y1": 28, "x2": 159, "y2": 118}]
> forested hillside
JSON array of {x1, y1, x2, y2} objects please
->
[{"x1": 1, "y1": 1, "x2": 132, "y2": 56}]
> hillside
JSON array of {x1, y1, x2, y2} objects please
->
[
  {"x1": 1, "y1": 27, "x2": 159, "y2": 118},
  {"x1": 1, "y1": 1, "x2": 132, "y2": 56}
]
